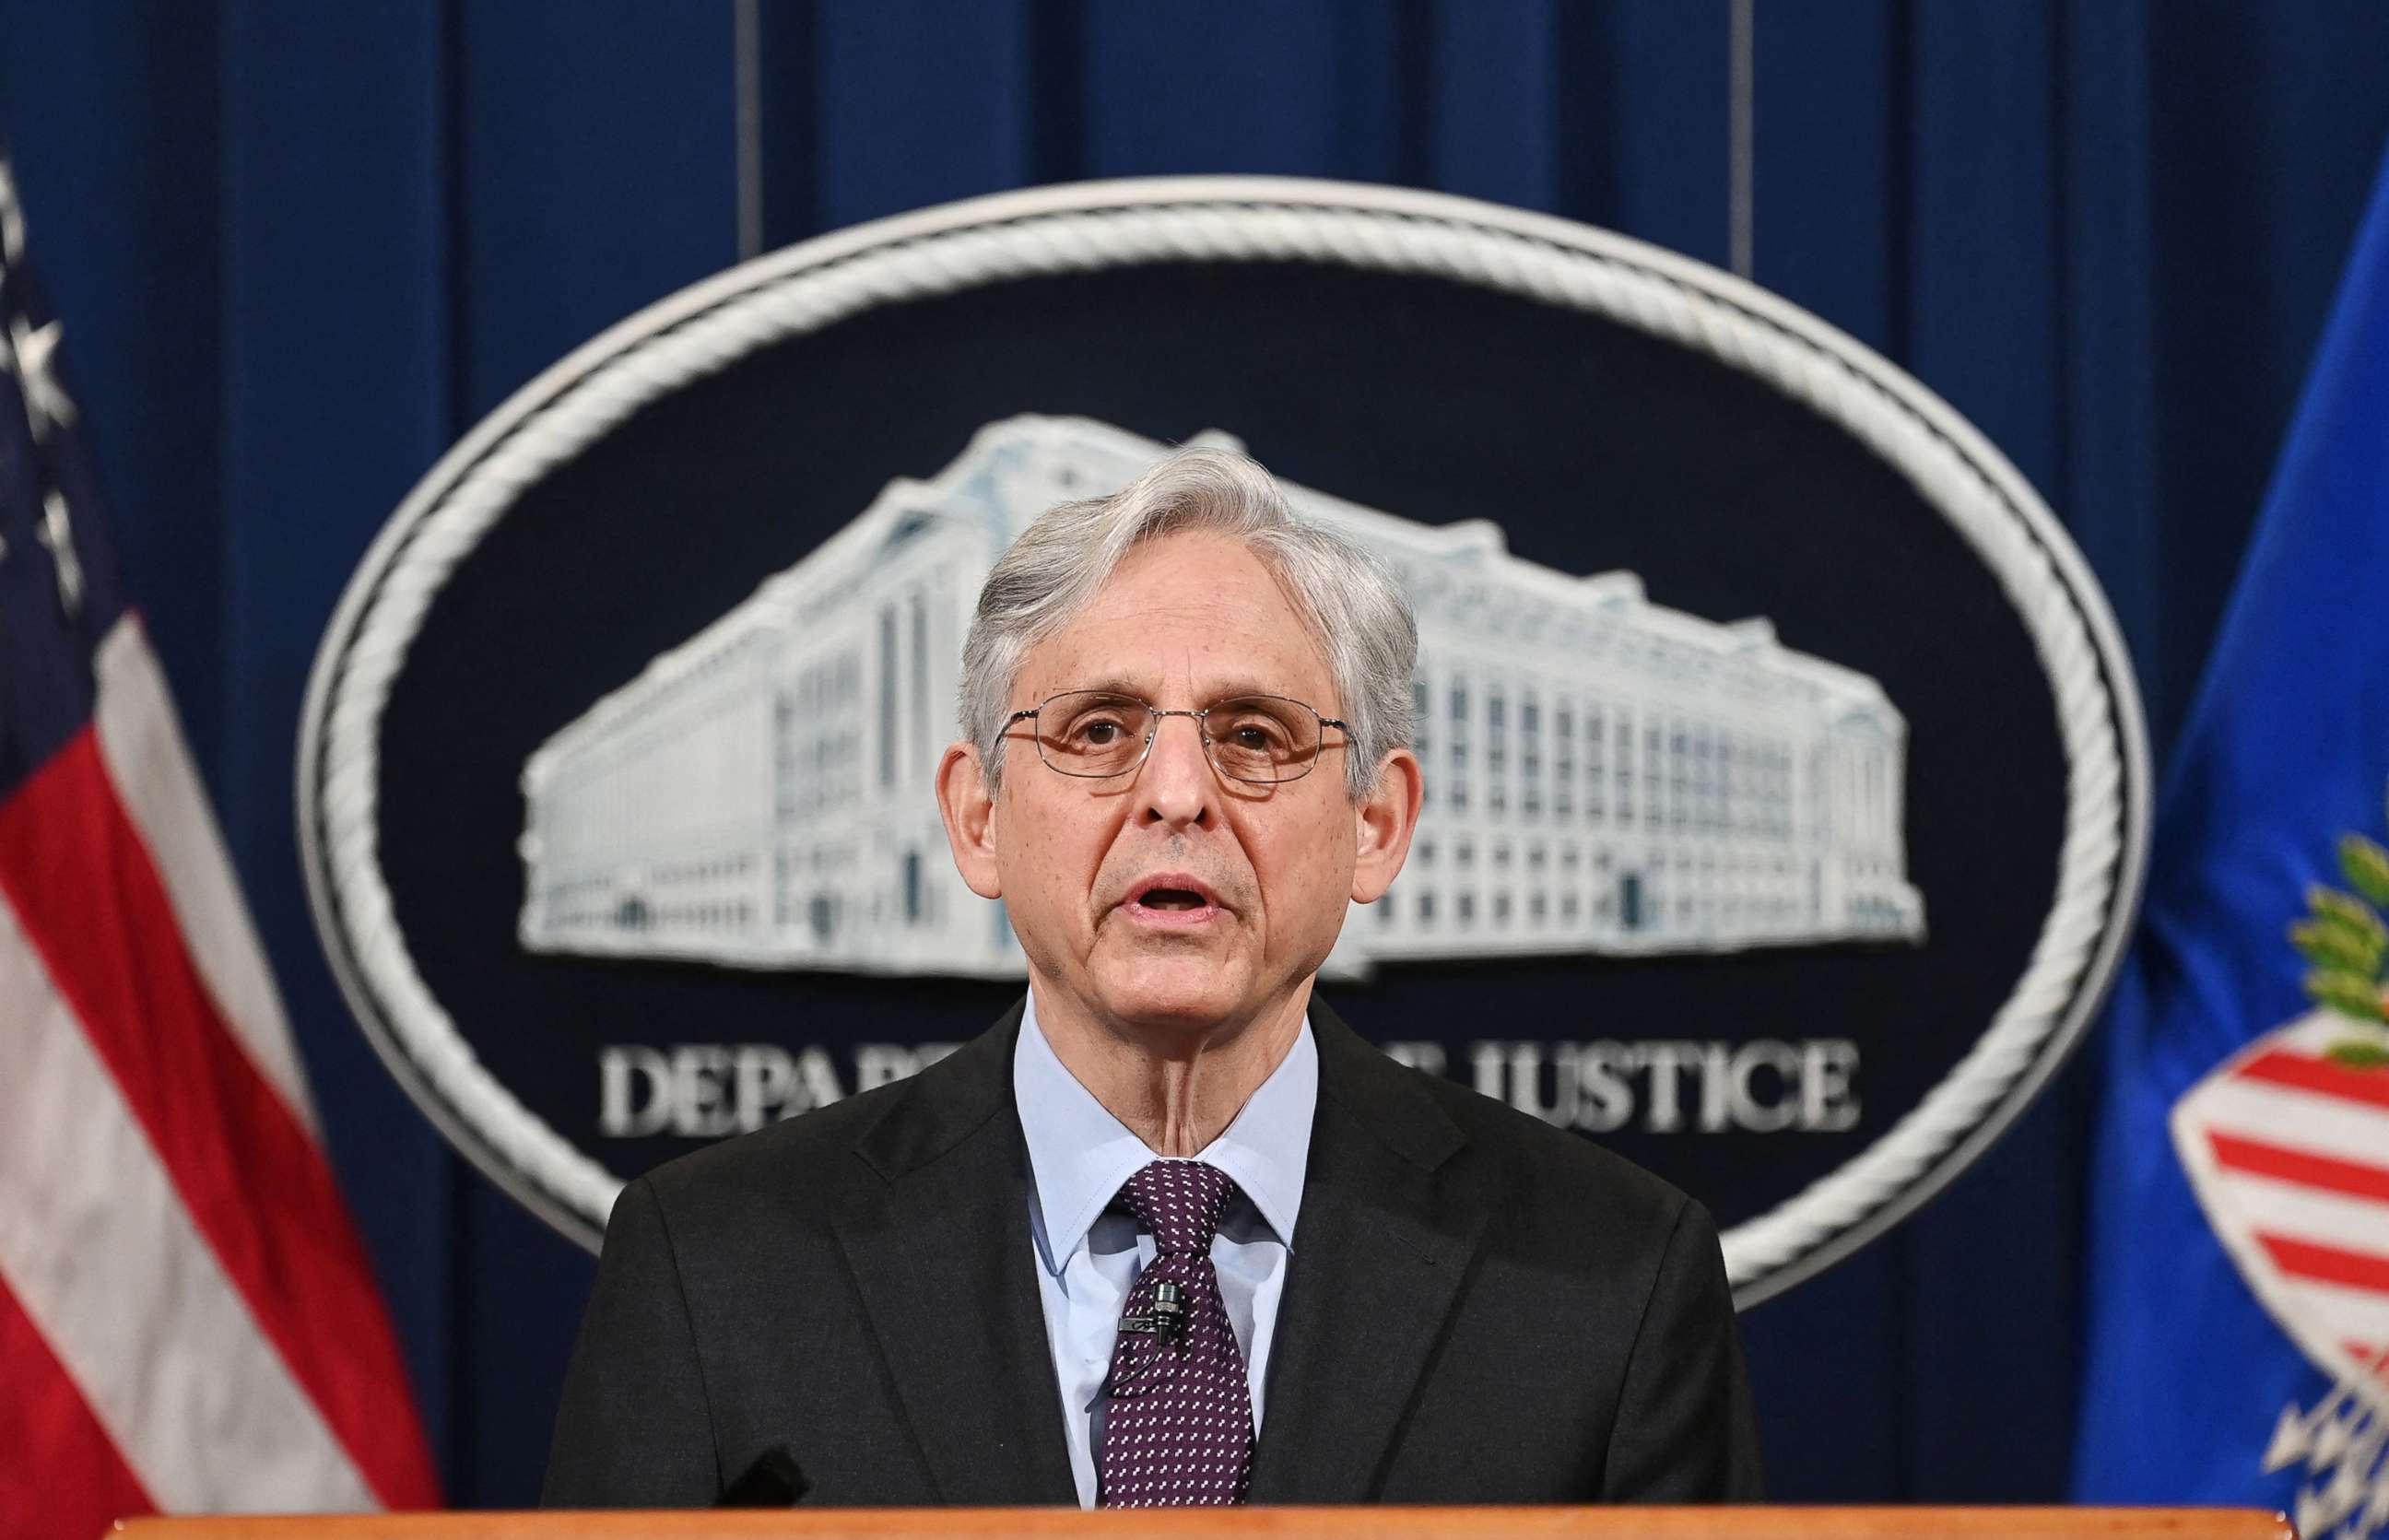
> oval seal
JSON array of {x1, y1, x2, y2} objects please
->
[{"x1": 299, "y1": 176, "x2": 2150, "y2": 1306}]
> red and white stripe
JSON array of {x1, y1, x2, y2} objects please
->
[
  {"x1": 89, "y1": 619, "x2": 322, "y2": 1134},
  {"x1": 2175, "y1": 1011, "x2": 2389, "y2": 1386},
  {"x1": 0, "y1": 616, "x2": 439, "y2": 1537}
]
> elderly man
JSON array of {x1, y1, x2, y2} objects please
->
[{"x1": 544, "y1": 447, "x2": 1762, "y2": 1507}]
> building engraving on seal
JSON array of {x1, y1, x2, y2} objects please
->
[{"x1": 517, "y1": 416, "x2": 1924, "y2": 980}]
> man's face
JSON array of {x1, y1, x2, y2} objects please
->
[{"x1": 943, "y1": 533, "x2": 1406, "y2": 1040}]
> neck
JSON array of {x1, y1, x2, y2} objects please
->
[{"x1": 1030, "y1": 982, "x2": 1310, "y2": 1157}]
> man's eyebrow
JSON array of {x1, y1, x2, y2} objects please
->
[
  {"x1": 1063, "y1": 675, "x2": 1156, "y2": 699},
  {"x1": 1054, "y1": 676, "x2": 1299, "y2": 703}
]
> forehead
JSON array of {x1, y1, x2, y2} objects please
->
[{"x1": 1020, "y1": 533, "x2": 1337, "y2": 707}]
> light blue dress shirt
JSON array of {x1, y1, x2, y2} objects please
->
[{"x1": 1014, "y1": 995, "x2": 1317, "y2": 1508}]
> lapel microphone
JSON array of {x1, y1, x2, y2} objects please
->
[
  {"x1": 1116, "y1": 1280, "x2": 1186, "y2": 1346},
  {"x1": 1108, "y1": 1280, "x2": 1189, "y2": 1393}
]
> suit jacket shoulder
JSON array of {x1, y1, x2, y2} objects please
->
[
  {"x1": 633, "y1": 1040, "x2": 965, "y2": 1238},
  {"x1": 1394, "y1": 1027, "x2": 1692, "y2": 1222},
  {"x1": 544, "y1": 1006, "x2": 1075, "y2": 1508},
  {"x1": 1278, "y1": 999, "x2": 1763, "y2": 1501}
]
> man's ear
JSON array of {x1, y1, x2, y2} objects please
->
[
  {"x1": 936, "y1": 742, "x2": 1004, "y2": 899},
  {"x1": 1350, "y1": 746, "x2": 1423, "y2": 905}
]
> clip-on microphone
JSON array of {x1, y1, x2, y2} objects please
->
[
  {"x1": 1115, "y1": 1279, "x2": 1186, "y2": 1347},
  {"x1": 1109, "y1": 1278, "x2": 1187, "y2": 1393}
]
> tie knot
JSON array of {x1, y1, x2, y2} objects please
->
[{"x1": 1116, "y1": 1160, "x2": 1237, "y2": 1255}]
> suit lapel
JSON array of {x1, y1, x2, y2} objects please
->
[
  {"x1": 1248, "y1": 1003, "x2": 1486, "y2": 1501},
  {"x1": 830, "y1": 1005, "x2": 1077, "y2": 1505}
]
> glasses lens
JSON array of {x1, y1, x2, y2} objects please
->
[
  {"x1": 1206, "y1": 696, "x2": 1322, "y2": 782},
  {"x1": 1038, "y1": 692, "x2": 1151, "y2": 777}
]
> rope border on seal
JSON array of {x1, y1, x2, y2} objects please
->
[{"x1": 297, "y1": 177, "x2": 2150, "y2": 1295}]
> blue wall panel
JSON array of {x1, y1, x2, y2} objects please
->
[
  {"x1": 217, "y1": 0, "x2": 465, "y2": 1481},
  {"x1": 816, "y1": 0, "x2": 1042, "y2": 230}
]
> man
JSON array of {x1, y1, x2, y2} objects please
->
[{"x1": 544, "y1": 446, "x2": 1762, "y2": 1506}]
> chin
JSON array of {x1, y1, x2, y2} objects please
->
[{"x1": 1093, "y1": 966, "x2": 1248, "y2": 1031}]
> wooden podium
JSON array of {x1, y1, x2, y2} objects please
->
[{"x1": 111, "y1": 1508, "x2": 2296, "y2": 1539}]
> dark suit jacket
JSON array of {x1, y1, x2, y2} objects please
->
[{"x1": 543, "y1": 1000, "x2": 1763, "y2": 1505}]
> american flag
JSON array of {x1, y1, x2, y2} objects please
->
[{"x1": 0, "y1": 156, "x2": 439, "y2": 1532}]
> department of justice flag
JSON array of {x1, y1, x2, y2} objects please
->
[{"x1": 2075, "y1": 141, "x2": 2389, "y2": 1535}]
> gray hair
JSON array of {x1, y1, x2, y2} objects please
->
[{"x1": 959, "y1": 445, "x2": 1418, "y2": 800}]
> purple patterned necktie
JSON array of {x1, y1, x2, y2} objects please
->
[{"x1": 1096, "y1": 1159, "x2": 1254, "y2": 1506}]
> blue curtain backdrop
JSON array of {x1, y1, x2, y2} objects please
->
[{"x1": 4, "y1": 0, "x2": 2387, "y2": 1507}]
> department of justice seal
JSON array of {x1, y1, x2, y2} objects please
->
[{"x1": 298, "y1": 177, "x2": 2150, "y2": 1305}]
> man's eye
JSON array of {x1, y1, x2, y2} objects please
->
[
  {"x1": 1225, "y1": 719, "x2": 1289, "y2": 752},
  {"x1": 1074, "y1": 717, "x2": 1126, "y2": 745}
]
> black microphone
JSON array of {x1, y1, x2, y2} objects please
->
[
  {"x1": 718, "y1": 1446, "x2": 809, "y2": 1507},
  {"x1": 1116, "y1": 1280, "x2": 1186, "y2": 1346}
]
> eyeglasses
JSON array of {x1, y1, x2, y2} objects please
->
[{"x1": 1004, "y1": 689, "x2": 1348, "y2": 785}]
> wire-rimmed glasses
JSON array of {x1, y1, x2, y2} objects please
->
[{"x1": 1004, "y1": 689, "x2": 1347, "y2": 785}]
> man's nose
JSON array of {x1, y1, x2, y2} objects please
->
[{"x1": 1137, "y1": 712, "x2": 1215, "y2": 829}]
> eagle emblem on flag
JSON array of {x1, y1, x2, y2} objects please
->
[{"x1": 2172, "y1": 789, "x2": 2389, "y2": 1538}]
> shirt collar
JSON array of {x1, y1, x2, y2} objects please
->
[{"x1": 1014, "y1": 992, "x2": 1316, "y2": 1273}]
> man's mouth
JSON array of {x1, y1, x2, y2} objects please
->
[{"x1": 1121, "y1": 874, "x2": 1224, "y2": 922}]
